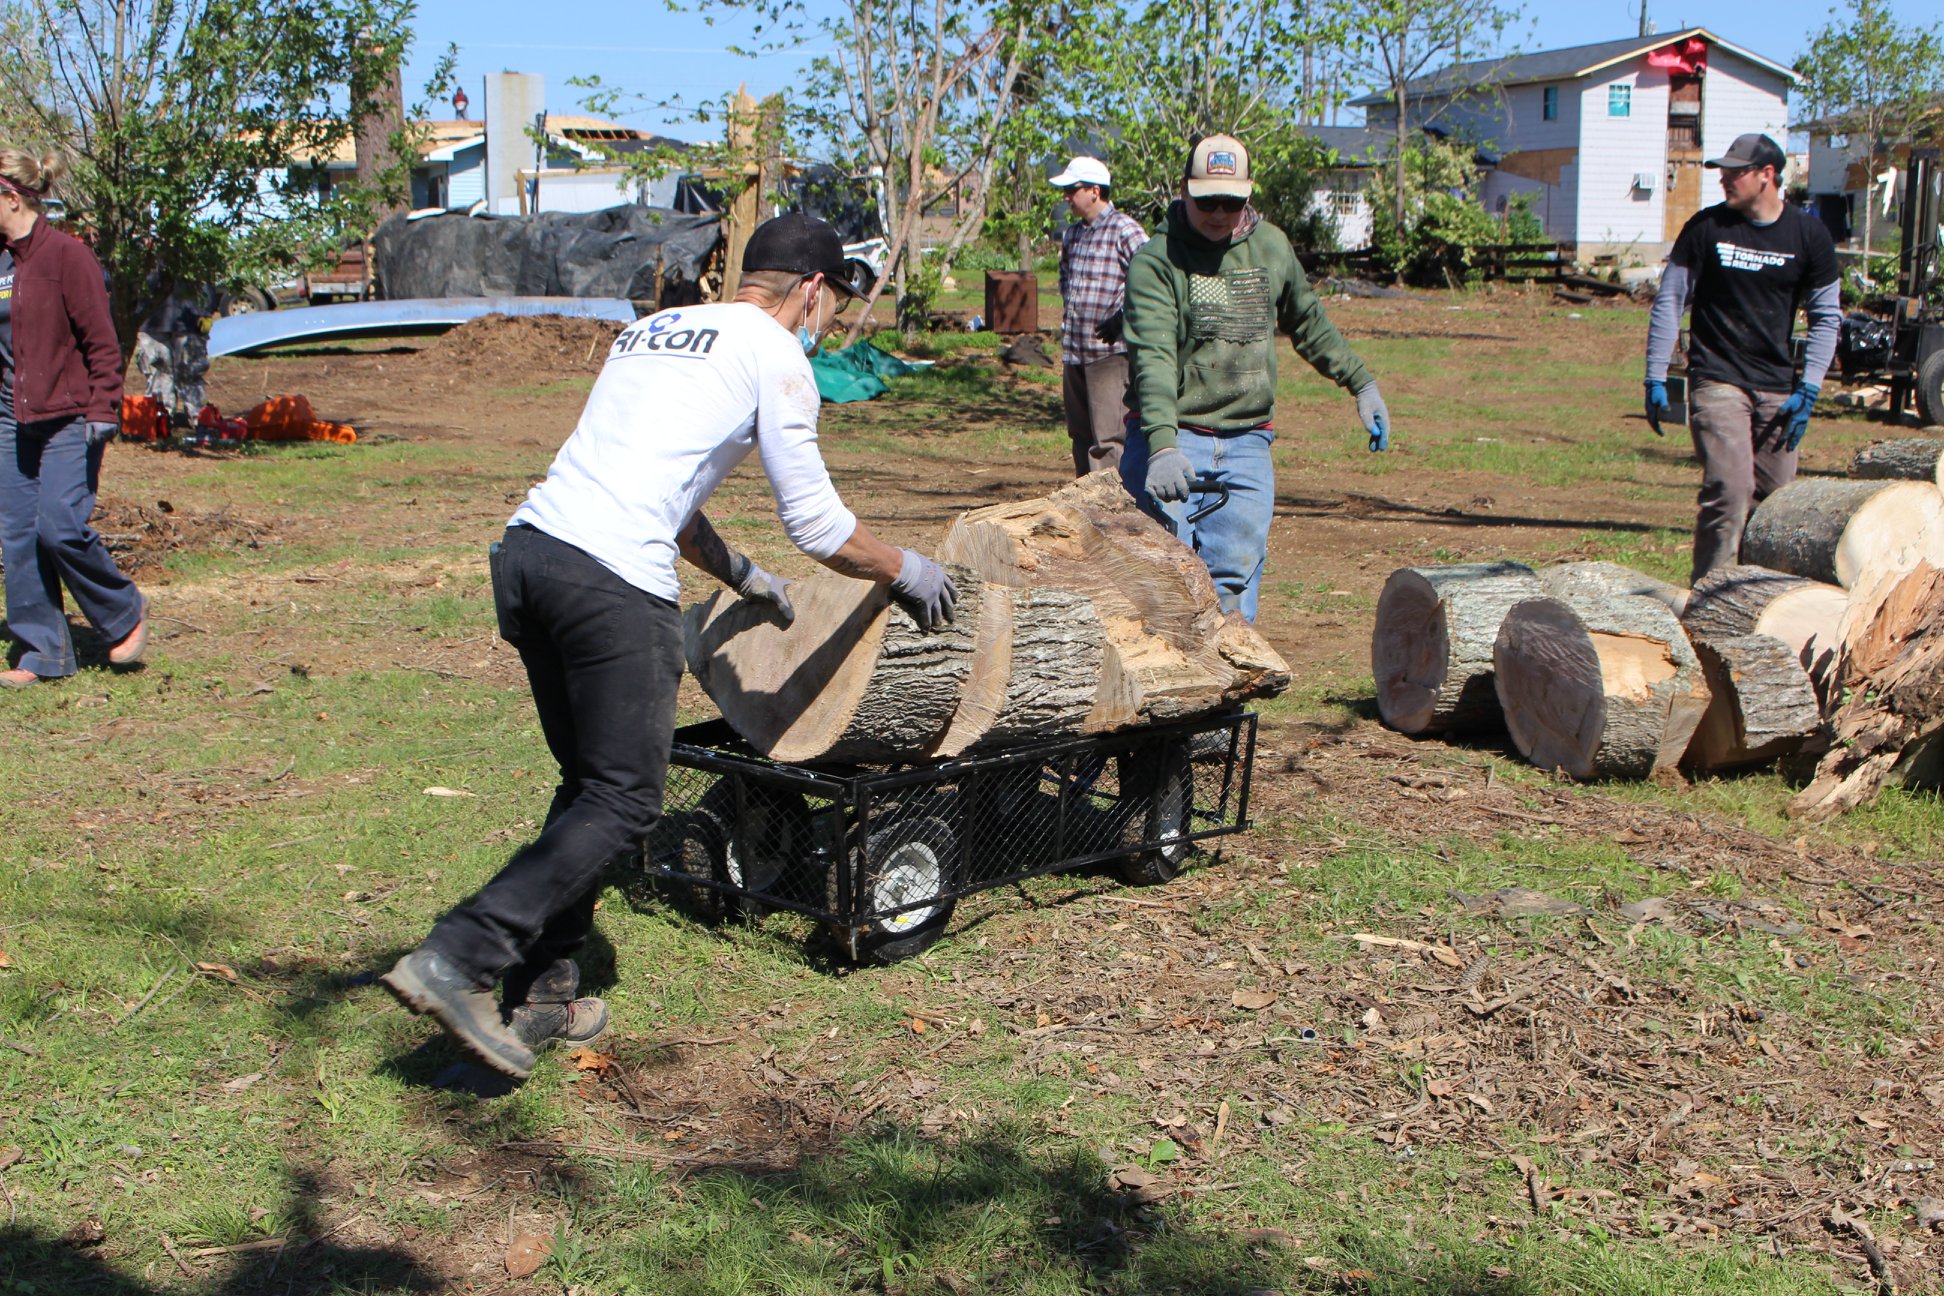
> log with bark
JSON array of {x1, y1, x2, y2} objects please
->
[
  {"x1": 1849, "y1": 437, "x2": 1944, "y2": 486},
  {"x1": 1492, "y1": 592, "x2": 1711, "y2": 780},
  {"x1": 1682, "y1": 634, "x2": 1823, "y2": 772},
  {"x1": 1371, "y1": 562, "x2": 1541, "y2": 734},
  {"x1": 685, "y1": 569, "x2": 988, "y2": 764},
  {"x1": 686, "y1": 472, "x2": 1290, "y2": 764},
  {"x1": 1740, "y1": 478, "x2": 1944, "y2": 588},
  {"x1": 1790, "y1": 563, "x2": 1944, "y2": 820},
  {"x1": 1538, "y1": 561, "x2": 1691, "y2": 616},
  {"x1": 1680, "y1": 564, "x2": 1847, "y2": 694},
  {"x1": 936, "y1": 471, "x2": 1290, "y2": 733}
]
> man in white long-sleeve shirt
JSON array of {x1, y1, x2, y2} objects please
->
[
  {"x1": 1644, "y1": 132, "x2": 1841, "y2": 582},
  {"x1": 383, "y1": 214, "x2": 959, "y2": 1079}
]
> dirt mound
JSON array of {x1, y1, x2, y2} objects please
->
[{"x1": 413, "y1": 314, "x2": 624, "y2": 377}]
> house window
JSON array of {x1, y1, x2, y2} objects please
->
[
  {"x1": 1543, "y1": 86, "x2": 1558, "y2": 121},
  {"x1": 1608, "y1": 84, "x2": 1632, "y2": 118}
]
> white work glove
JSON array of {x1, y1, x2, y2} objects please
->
[
  {"x1": 1145, "y1": 445, "x2": 1193, "y2": 503},
  {"x1": 726, "y1": 553, "x2": 794, "y2": 624},
  {"x1": 890, "y1": 549, "x2": 957, "y2": 631}
]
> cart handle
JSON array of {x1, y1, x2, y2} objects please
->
[{"x1": 1186, "y1": 474, "x2": 1230, "y2": 524}]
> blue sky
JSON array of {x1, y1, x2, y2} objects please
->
[{"x1": 399, "y1": 0, "x2": 1940, "y2": 142}]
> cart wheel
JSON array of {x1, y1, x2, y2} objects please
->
[
  {"x1": 681, "y1": 779, "x2": 811, "y2": 921},
  {"x1": 1116, "y1": 741, "x2": 1194, "y2": 885},
  {"x1": 1917, "y1": 348, "x2": 1944, "y2": 429},
  {"x1": 849, "y1": 815, "x2": 957, "y2": 964}
]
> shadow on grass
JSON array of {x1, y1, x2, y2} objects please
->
[
  {"x1": 564, "y1": 1124, "x2": 1538, "y2": 1296},
  {"x1": 1276, "y1": 489, "x2": 1665, "y2": 535},
  {"x1": 0, "y1": 1170, "x2": 445, "y2": 1295}
]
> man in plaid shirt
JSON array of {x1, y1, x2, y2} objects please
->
[{"x1": 1052, "y1": 156, "x2": 1149, "y2": 476}]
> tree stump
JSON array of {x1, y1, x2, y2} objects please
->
[
  {"x1": 1740, "y1": 478, "x2": 1944, "y2": 588},
  {"x1": 684, "y1": 570, "x2": 986, "y2": 764},
  {"x1": 1681, "y1": 564, "x2": 1847, "y2": 693},
  {"x1": 1371, "y1": 562, "x2": 1541, "y2": 735},
  {"x1": 1493, "y1": 593, "x2": 1711, "y2": 780},
  {"x1": 1538, "y1": 561, "x2": 1690, "y2": 615},
  {"x1": 1683, "y1": 634, "x2": 1823, "y2": 772},
  {"x1": 937, "y1": 470, "x2": 1290, "y2": 732},
  {"x1": 1849, "y1": 438, "x2": 1944, "y2": 486}
]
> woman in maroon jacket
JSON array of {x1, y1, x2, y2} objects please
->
[{"x1": 0, "y1": 148, "x2": 147, "y2": 685}]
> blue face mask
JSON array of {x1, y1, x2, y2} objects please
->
[{"x1": 796, "y1": 281, "x2": 825, "y2": 355}]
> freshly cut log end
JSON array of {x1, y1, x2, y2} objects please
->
[
  {"x1": 1683, "y1": 634, "x2": 1823, "y2": 772},
  {"x1": 1849, "y1": 438, "x2": 1944, "y2": 486},
  {"x1": 938, "y1": 469, "x2": 1289, "y2": 732},
  {"x1": 1371, "y1": 562, "x2": 1540, "y2": 734},
  {"x1": 1740, "y1": 477, "x2": 1944, "y2": 587},
  {"x1": 1539, "y1": 561, "x2": 1690, "y2": 615},
  {"x1": 685, "y1": 568, "x2": 985, "y2": 764},
  {"x1": 1493, "y1": 593, "x2": 1711, "y2": 781},
  {"x1": 1682, "y1": 564, "x2": 1846, "y2": 690}
]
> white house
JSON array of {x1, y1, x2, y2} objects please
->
[
  {"x1": 1348, "y1": 29, "x2": 1796, "y2": 259},
  {"x1": 1800, "y1": 102, "x2": 1944, "y2": 244},
  {"x1": 1301, "y1": 126, "x2": 1388, "y2": 251}
]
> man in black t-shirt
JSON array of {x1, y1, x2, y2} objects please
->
[{"x1": 1644, "y1": 133, "x2": 1841, "y2": 581}]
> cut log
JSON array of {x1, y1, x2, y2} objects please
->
[
  {"x1": 1371, "y1": 562, "x2": 1541, "y2": 734},
  {"x1": 1740, "y1": 478, "x2": 1944, "y2": 588},
  {"x1": 1790, "y1": 563, "x2": 1944, "y2": 820},
  {"x1": 1681, "y1": 563, "x2": 1847, "y2": 691},
  {"x1": 1493, "y1": 593, "x2": 1711, "y2": 780},
  {"x1": 1849, "y1": 438, "x2": 1944, "y2": 486},
  {"x1": 1539, "y1": 561, "x2": 1690, "y2": 615},
  {"x1": 1682, "y1": 634, "x2": 1823, "y2": 772},
  {"x1": 937, "y1": 470, "x2": 1290, "y2": 731},
  {"x1": 928, "y1": 586, "x2": 1106, "y2": 757},
  {"x1": 684, "y1": 569, "x2": 986, "y2": 764}
]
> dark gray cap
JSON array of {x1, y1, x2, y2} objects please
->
[{"x1": 1704, "y1": 133, "x2": 1785, "y2": 173}]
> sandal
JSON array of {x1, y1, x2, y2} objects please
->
[
  {"x1": 109, "y1": 594, "x2": 150, "y2": 666},
  {"x1": 0, "y1": 668, "x2": 43, "y2": 688}
]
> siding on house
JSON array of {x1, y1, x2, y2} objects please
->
[
  {"x1": 447, "y1": 150, "x2": 485, "y2": 208},
  {"x1": 1699, "y1": 51, "x2": 1791, "y2": 179},
  {"x1": 1574, "y1": 62, "x2": 1666, "y2": 251}
]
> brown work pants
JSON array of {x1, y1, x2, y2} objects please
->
[
  {"x1": 1688, "y1": 379, "x2": 1795, "y2": 583},
  {"x1": 1063, "y1": 354, "x2": 1130, "y2": 476}
]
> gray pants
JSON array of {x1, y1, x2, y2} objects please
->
[
  {"x1": 1688, "y1": 379, "x2": 1795, "y2": 583},
  {"x1": 1063, "y1": 354, "x2": 1130, "y2": 476}
]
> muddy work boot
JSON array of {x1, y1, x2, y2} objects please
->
[
  {"x1": 503, "y1": 957, "x2": 609, "y2": 1051},
  {"x1": 381, "y1": 947, "x2": 536, "y2": 1080}
]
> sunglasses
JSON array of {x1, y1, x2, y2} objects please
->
[{"x1": 1192, "y1": 194, "x2": 1247, "y2": 213}]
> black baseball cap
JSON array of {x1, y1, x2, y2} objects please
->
[
  {"x1": 1704, "y1": 133, "x2": 1785, "y2": 173},
  {"x1": 741, "y1": 212, "x2": 863, "y2": 297}
]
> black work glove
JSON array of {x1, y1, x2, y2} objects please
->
[{"x1": 1093, "y1": 310, "x2": 1125, "y2": 344}]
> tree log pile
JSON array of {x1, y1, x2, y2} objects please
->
[{"x1": 685, "y1": 472, "x2": 1290, "y2": 764}]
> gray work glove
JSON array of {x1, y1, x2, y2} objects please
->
[
  {"x1": 1355, "y1": 383, "x2": 1390, "y2": 453},
  {"x1": 85, "y1": 421, "x2": 119, "y2": 447},
  {"x1": 890, "y1": 548, "x2": 957, "y2": 631},
  {"x1": 1145, "y1": 445, "x2": 1193, "y2": 503},
  {"x1": 726, "y1": 552, "x2": 794, "y2": 624}
]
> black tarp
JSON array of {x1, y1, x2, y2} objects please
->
[{"x1": 372, "y1": 205, "x2": 722, "y2": 302}]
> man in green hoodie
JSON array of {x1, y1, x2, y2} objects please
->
[{"x1": 1122, "y1": 133, "x2": 1389, "y2": 622}]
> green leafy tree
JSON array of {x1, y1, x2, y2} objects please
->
[
  {"x1": 0, "y1": 0, "x2": 428, "y2": 358},
  {"x1": 1365, "y1": 131, "x2": 1513, "y2": 284},
  {"x1": 1795, "y1": 0, "x2": 1944, "y2": 270},
  {"x1": 1339, "y1": 0, "x2": 1523, "y2": 250}
]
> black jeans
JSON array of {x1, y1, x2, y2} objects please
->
[{"x1": 425, "y1": 524, "x2": 683, "y2": 996}]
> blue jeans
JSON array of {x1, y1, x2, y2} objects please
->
[
  {"x1": 1119, "y1": 422, "x2": 1277, "y2": 622},
  {"x1": 0, "y1": 415, "x2": 144, "y2": 678}
]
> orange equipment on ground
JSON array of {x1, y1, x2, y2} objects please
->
[
  {"x1": 119, "y1": 394, "x2": 169, "y2": 442},
  {"x1": 240, "y1": 395, "x2": 357, "y2": 444}
]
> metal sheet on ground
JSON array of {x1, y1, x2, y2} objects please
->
[{"x1": 208, "y1": 297, "x2": 637, "y2": 358}]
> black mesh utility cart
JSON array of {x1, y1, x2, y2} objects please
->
[{"x1": 637, "y1": 710, "x2": 1258, "y2": 962}]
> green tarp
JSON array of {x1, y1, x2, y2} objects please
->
[{"x1": 810, "y1": 340, "x2": 922, "y2": 403}]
